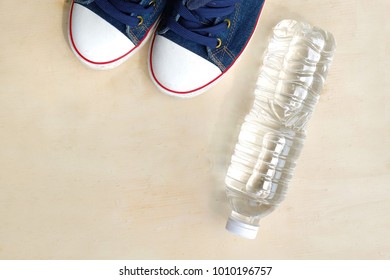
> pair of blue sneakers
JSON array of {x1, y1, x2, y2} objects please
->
[{"x1": 69, "y1": 0, "x2": 265, "y2": 98}]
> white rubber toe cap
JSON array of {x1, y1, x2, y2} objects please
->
[
  {"x1": 149, "y1": 35, "x2": 222, "y2": 97},
  {"x1": 69, "y1": 3, "x2": 135, "y2": 68}
]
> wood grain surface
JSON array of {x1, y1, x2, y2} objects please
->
[{"x1": 0, "y1": 0, "x2": 389, "y2": 259}]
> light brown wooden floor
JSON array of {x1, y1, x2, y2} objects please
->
[{"x1": 0, "y1": 0, "x2": 389, "y2": 259}]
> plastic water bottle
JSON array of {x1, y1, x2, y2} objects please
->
[{"x1": 225, "y1": 20, "x2": 336, "y2": 239}]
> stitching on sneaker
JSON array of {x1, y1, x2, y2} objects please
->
[{"x1": 210, "y1": 51, "x2": 225, "y2": 71}]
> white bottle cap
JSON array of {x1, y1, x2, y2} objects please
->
[{"x1": 225, "y1": 216, "x2": 259, "y2": 239}]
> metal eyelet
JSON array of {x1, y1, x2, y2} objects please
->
[
  {"x1": 148, "y1": 0, "x2": 156, "y2": 6},
  {"x1": 224, "y1": 18, "x2": 231, "y2": 29},
  {"x1": 216, "y1": 38, "x2": 222, "y2": 49},
  {"x1": 137, "y1": 16, "x2": 144, "y2": 26}
]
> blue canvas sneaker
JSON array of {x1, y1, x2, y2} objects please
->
[
  {"x1": 69, "y1": 0, "x2": 166, "y2": 69},
  {"x1": 148, "y1": 0, "x2": 266, "y2": 97}
]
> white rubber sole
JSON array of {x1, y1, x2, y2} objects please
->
[
  {"x1": 68, "y1": 2, "x2": 159, "y2": 70},
  {"x1": 147, "y1": 33, "x2": 225, "y2": 99}
]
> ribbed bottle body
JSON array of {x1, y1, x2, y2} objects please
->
[{"x1": 225, "y1": 20, "x2": 336, "y2": 233}]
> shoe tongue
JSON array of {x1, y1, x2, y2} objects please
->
[{"x1": 187, "y1": 0, "x2": 214, "y2": 10}]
